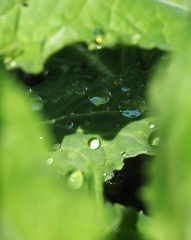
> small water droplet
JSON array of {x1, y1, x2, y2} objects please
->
[
  {"x1": 51, "y1": 96, "x2": 60, "y2": 103},
  {"x1": 52, "y1": 140, "x2": 61, "y2": 150},
  {"x1": 10, "y1": 61, "x2": 16, "y2": 67},
  {"x1": 66, "y1": 111, "x2": 75, "y2": 117},
  {"x1": 70, "y1": 79, "x2": 79, "y2": 86},
  {"x1": 115, "y1": 123, "x2": 120, "y2": 128},
  {"x1": 83, "y1": 119, "x2": 90, "y2": 126},
  {"x1": 88, "y1": 86, "x2": 111, "y2": 106},
  {"x1": 61, "y1": 64, "x2": 69, "y2": 72},
  {"x1": 148, "y1": 130, "x2": 160, "y2": 146},
  {"x1": 99, "y1": 75, "x2": 110, "y2": 83},
  {"x1": 121, "y1": 152, "x2": 129, "y2": 158},
  {"x1": 88, "y1": 137, "x2": 100, "y2": 150},
  {"x1": 47, "y1": 116, "x2": 55, "y2": 124},
  {"x1": 66, "y1": 121, "x2": 74, "y2": 129},
  {"x1": 121, "y1": 85, "x2": 131, "y2": 93},
  {"x1": 30, "y1": 94, "x2": 44, "y2": 111},
  {"x1": 148, "y1": 122, "x2": 155, "y2": 129},
  {"x1": 113, "y1": 76, "x2": 123, "y2": 85},
  {"x1": 75, "y1": 83, "x2": 87, "y2": 94},
  {"x1": 68, "y1": 170, "x2": 84, "y2": 189},
  {"x1": 39, "y1": 136, "x2": 43, "y2": 140},
  {"x1": 96, "y1": 44, "x2": 102, "y2": 49},
  {"x1": 136, "y1": 80, "x2": 144, "y2": 88},
  {"x1": 113, "y1": 226, "x2": 120, "y2": 233},
  {"x1": 94, "y1": 28, "x2": 104, "y2": 36},
  {"x1": 44, "y1": 90, "x2": 50, "y2": 96},
  {"x1": 86, "y1": 108, "x2": 93, "y2": 115},
  {"x1": 119, "y1": 96, "x2": 146, "y2": 118},
  {"x1": 65, "y1": 86, "x2": 74, "y2": 95},
  {"x1": 47, "y1": 158, "x2": 54, "y2": 165},
  {"x1": 22, "y1": 1, "x2": 29, "y2": 6}
]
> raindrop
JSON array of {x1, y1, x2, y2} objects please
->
[
  {"x1": 44, "y1": 90, "x2": 50, "y2": 96},
  {"x1": 94, "y1": 28, "x2": 104, "y2": 36},
  {"x1": 10, "y1": 61, "x2": 17, "y2": 67},
  {"x1": 61, "y1": 64, "x2": 69, "y2": 72},
  {"x1": 30, "y1": 94, "x2": 44, "y2": 111},
  {"x1": 88, "y1": 86, "x2": 111, "y2": 106},
  {"x1": 83, "y1": 119, "x2": 90, "y2": 126},
  {"x1": 51, "y1": 140, "x2": 61, "y2": 150},
  {"x1": 119, "y1": 96, "x2": 146, "y2": 118},
  {"x1": 68, "y1": 170, "x2": 84, "y2": 190},
  {"x1": 113, "y1": 226, "x2": 120, "y2": 233},
  {"x1": 47, "y1": 116, "x2": 55, "y2": 124},
  {"x1": 106, "y1": 170, "x2": 123, "y2": 185},
  {"x1": 136, "y1": 80, "x2": 144, "y2": 88},
  {"x1": 75, "y1": 83, "x2": 88, "y2": 94},
  {"x1": 47, "y1": 158, "x2": 54, "y2": 165},
  {"x1": 121, "y1": 152, "x2": 129, "y2": 158},
  {"x1": 99, "y1": 75, "x2": 110, "y2": 83},
  {"x1": 51, "y1": 96, "x2": 60, "y2": 103},
  {"x1": 121, "y1": 85, "x2": 131, "y2": 94},
  {"x1": 86, "y1": 108, "x2": 93, "y2": 115},
  {"x1": 103, "y1": 173, "x2": 107, "y2": 177},
  {"x1": 148, "y1": 122, "x2": 155, "y2": 129},
  {"x1": 114, "y1": 123, "x2": 120, "y2": 128},
  {"x1": 39, "y1": 136, "x2": 43, "y2": 140},
  {"x1": 65, "y1": 86, "x2": 74, "y2": 95},
  {"x1": 66, "y1": 111, "x2": 75, "y2": 117},
  {"x1": 113, "y1": 76, "x2": 123, "y2": 85},
  {"x1": 88, "y1": 137, "x2": 100, "y2": 150},
  {"x1": 66, "y1": 121, "x2": 74, "y2": 129},
  {"x1": 96, "y1": 44, "x2": 102, "y2": 49},
  {"x1": 148, "y1": 130, "x2": 160, "y2": 146},
  {"x1": 70, "y1": 79, "x2": 79, "y2": 86},
  {"x1": 132, "y1": 33, "x2": 141, "y2": 44}
]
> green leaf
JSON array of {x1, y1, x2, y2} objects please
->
[
  {"x1": 0, "y1": 0, "x2": 189, "y2": 73},
  {"x1": 0, "y1": 67, "x2": 143, "y2": 240},
  {"x1": 142, "y1": 21, "x2": 191, "y2": 240},
  {"x1": 29, "y1": 46, "x2": 157, "y2": 180}
]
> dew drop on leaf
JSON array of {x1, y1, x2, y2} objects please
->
[
  {"x1": 51, "y1": 96, "x2": 60, "y2": 103},
  {"x1": 113, "y1": 76, "x2": 123, "y2": 85},
  {"x1": 51, "y1": 140, "x2": 61, "y2": 150},
  {"x1": 148, "y1": 122, "x2": 155, "y2": 129},
  {"x1": 88, "y1": 137, "x2": 100, "y2": 150},
  {"x1": 148, "y1": 130, "x2": 160, "y2": 146},
  {"x1": 47, "y1": 158, "x2": 54, "y2": 165},
  {"x1": 66, "y1": 121, "x2": 74, "y2": 129},
  {"x1": 75, "y1": 83, "x2": 87, "y2": 94},
  {"x1": 121, "y1": 85, "x2": 131, "y2": 94},
  {"x1": 88, "y1": 86, "x2": 111, "y2": 106},
  {"x1": 47, "y1": 116, "x2": 55, "y2": 124},
  {"x1": 70, "y1": 79, "x2": 79, "y2": 86},
  {"x1": 67, "y1": 170, "x2": 84, "y2": 190},
  {"x1": 30, "y1": 94, "x2": 44, "y2": 111},
  {"x1": 83, "y1": 119, "x2": 90, "y2": 126},
  {"x1": 121, "y1": 152, "x2": 129, "y2": 158},
  {"x1": 119, "y1": 96, "x2": 146, "y2": 118},
  {"x1": 85, "y1": 108, "x2": 93, "y2": 115},
  {"x1": 65, "y1": 86, "x2": 74, "y2": 94}
]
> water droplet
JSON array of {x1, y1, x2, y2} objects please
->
[
  {"x1": 94, "y1": 28, "x2": 104, "y2": 36},
  {"x1": 96, "y1": 44, "x2": 102, "y2": 49},
  {"x1": 61, "y1": 64, "x2": 69, "y2": 72},
  {"x1": 86, "y1": 108, "x2": 93, "y2": 115},
  {"x1": 103, "y1": 173, "x2": 107, "y2": 177},
  {"x1": 70, "y1": 79, "x2": 79, "y2": 86},
  {"x1": 47, "y1": 158, "x2": 54, "y2": 165},
  {"x1": 113, "y1": 226, "x2": 120, "y2": 233},
  {"x1": 39, "y1": 136, "x2": 43, "y2": 140},
  {"x1": 113, "y1": 76, "x2": 123, "y2": 85},
  {"x1": 88, "y1": 86, "x2": 111, "y2": 106},
  {"x1": 30, "y1": 94, "x2": 44, "y2": 111},
  {"x1": 65, "y1": 86, "x2": 74, "y2": 95},
  {"x1": 106, "y1": 170, "x2": 123, "y2": 185},
  {"x1": 47, "y1": 116, "x2": 55, "y2": 124},
  {"x1": 66, "y1": 111, "x2": 75, "y2": 117},
  {"x1": 136, "y1": 80, "x2": 144, "y2": 88},
  {"x1": 121, "y1": 152, "x2": 129, "y2": 158},
  {"x1": 68, "y1": 170, "x2": 84, "y2": 189},
  {"x1": 10, "y1": 61, "x2": 16, "y2": 67},
  {"x1": 88, "y1": 137, "x2": 100, "y2": 150},
  {"x1": 121, "y1": 85, "x2": 131, "y2": 94},
  {"x1": 148, "y1": 130, "x2": 160, "y2": 146},
  {"x1": 52, "y1": 140, "x2": 61, "y2": 150},
  {"x1": 148, "y1": 122, "x2": 155, "y2": 129},
  {"x1": 115, "y1": 123, "x2": 120, "y2": 128},
  {"x1": 44, "y1": 90, "x2": 50, "y2": 96},
  {"x1": 132, "y1": 33, "x2": 141, "y2": 44},
  {"x1": 119, "y1": 96, "x2": 146, "y2": 118},
  {"x1": 99, "y1": 75, "x2": 110, "y2": 83},
  {"x1": 83, "y1": 119, "x2": 90, "y2": 126},
  {"x1": 66, "y1": 121, "x2": 73, "y2": 129},
  {"x1": 75, "y1": 83, "x2": 87, "y2": 94}
]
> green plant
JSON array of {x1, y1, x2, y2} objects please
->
[{"x1": 1, "y1": 0, "x2": 191, "y2": 239}]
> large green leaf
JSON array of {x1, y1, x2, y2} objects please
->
[
  {"x1": 28, "y1": 45, "x2": 158, "y2": 181},
  {"x1": 0, "y1": 0, "x2": 189, "y2": 73},
  {"x1": 0, "y1": 68, "x2": 143, "y2": 239},
  {"x1": 141, "y1": 18, "x2": 191, "y2": 240}
]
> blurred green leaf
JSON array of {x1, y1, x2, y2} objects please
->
[{"x1": 0, "y1": 0, "x2": 189, "y2": 73}]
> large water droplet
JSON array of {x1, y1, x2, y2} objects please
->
[
  {"x1": 119, "y1": 96, "x2": 146, "y2": 118},
  {"x1": 67, "y1": 170, "x2": 84, "y2": 190},
  {"x1": 88, "y1": 86, "x2": 111, "y2": 106},
  {"x1": 75, "y1": 83, "x2": 87, "y2": 94},
  {"x1": 30, "y1": 94, "x2": 44, "y2": 111},
  {"x1": 47, "y1": 158, "x2": 54, "y2": 165},
  {"x1": 47, "y1": 116, "x2": 55, "y2": 124},
  {"x1": 148, "y1": 130, "x2": 160, "y2": 146},
  {"x1": 66, "y1": 121, "x2": 73, "y2": 129},
  {"x1": 88, "y1": 137, "x2": 100, "y2": 150},
  {"x1": 52, "y1": 140, "x2": 61, "y2": 150}
]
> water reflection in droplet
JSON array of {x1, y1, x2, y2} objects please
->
[
  {"x1": 47, "y1": 116, "x2": 55, "y2": 124},
  {"x1": 52, "y1": 140, "x2": 61, "y2": 150},
  {"x1": 121, "y1": 152, "x2": 129, "y2": 158},
  {"x1": 66, "y1": 121, "x2": 74, "y2": 129},
  {"x1": 88, "y1": 137, "x2": 100, "y2": 150},
  {"x1": 67, "y1": 170, "x2": 84, "y2": 190},
  {"x1": 30, "y1": 94, "x2": 44, "y2": 111},
  {"x1": 47, "y1": 158, "x2": 54, "y2": 165},
  {"x1": 119, "y1": 96, "x2": 145, "y2": 118},
  {"x1": 88, "y1": 86, "x2": 111, "y2": 106},
  {"x1": 75, "y1": 83, "x2": 87, "y2": 94},
  {"x1": 148, "y1": 130, "x2": 160, "y2": 146}
]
